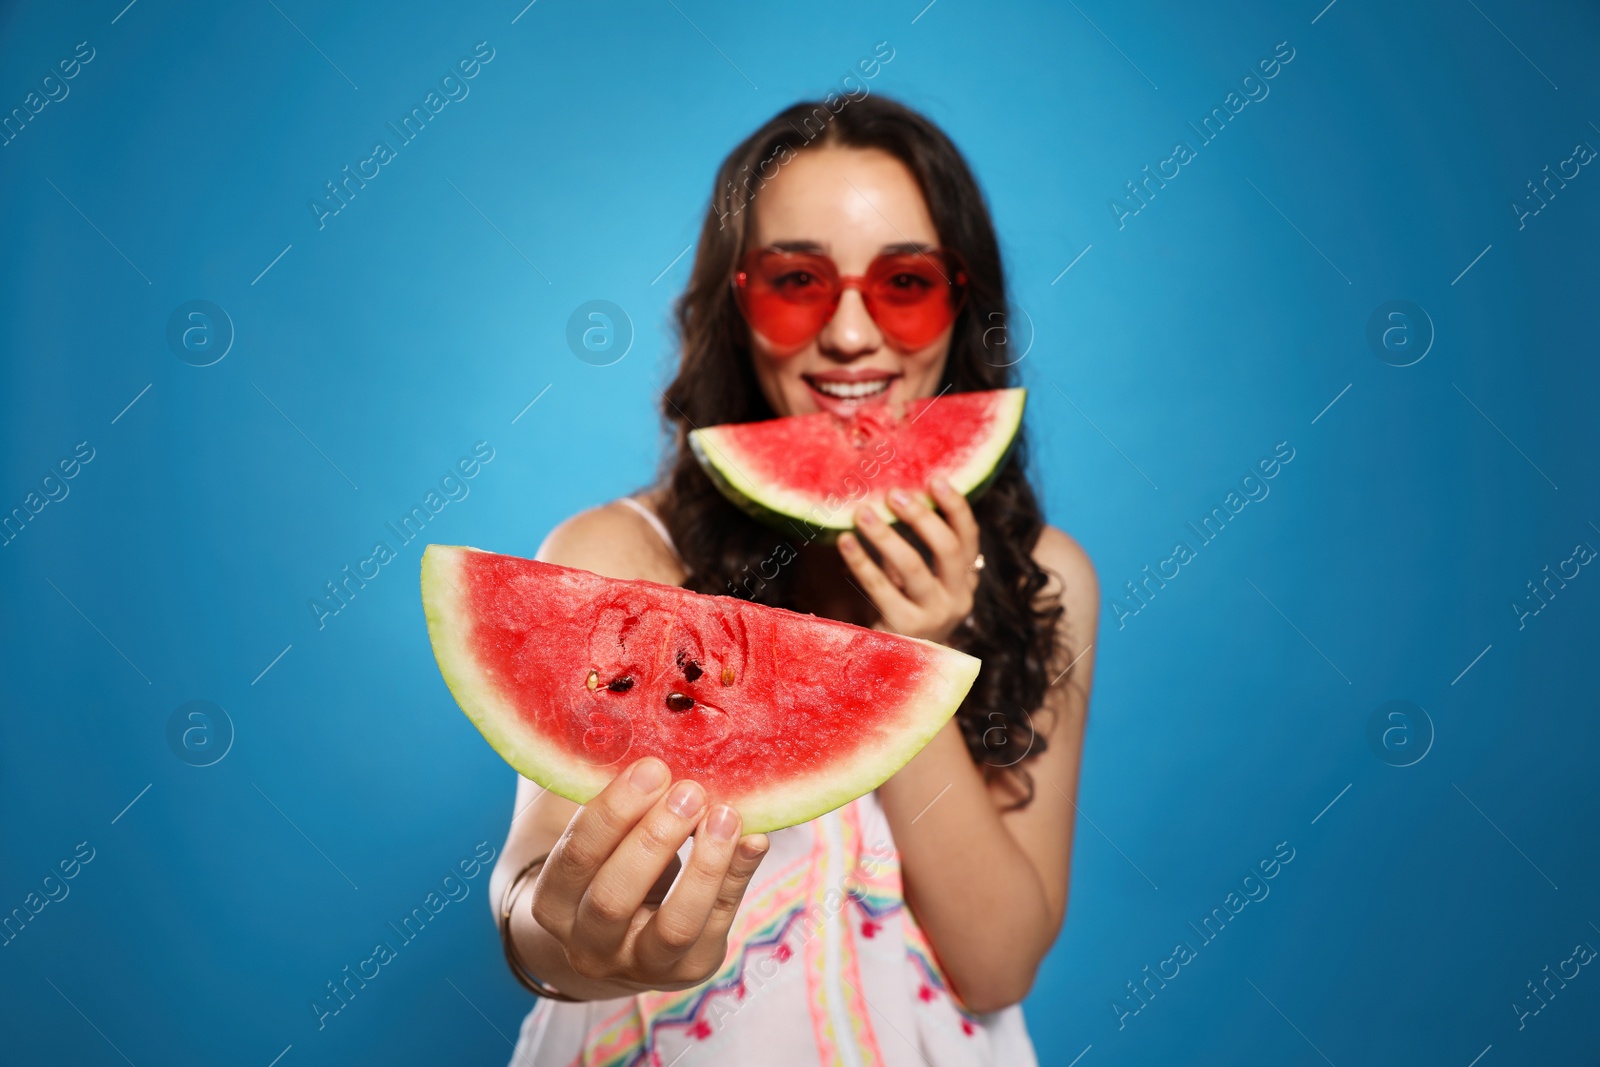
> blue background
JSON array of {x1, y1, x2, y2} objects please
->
[{"x1": 2, "y1": 0, "x2": 1597, "y2": 1063}]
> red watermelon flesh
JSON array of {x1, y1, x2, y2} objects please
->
[
  {"x1": 689, "y1": 387, "x2": 1025, "y2": 533},
  {"x1": 421, "y1": 545, "x2": 980, "y2": 832}
]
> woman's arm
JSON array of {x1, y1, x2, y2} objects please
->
[
  {"x1": 846, "y1": 497, "x2": 1099, "y2": 1013},
  {"x1": 489, "y1": 776, "x2": 643, "y2": 1001}
]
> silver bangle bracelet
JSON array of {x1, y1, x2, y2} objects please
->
[{"x1": 498, "y1": 851, "x2": 579, "y2": 1002}]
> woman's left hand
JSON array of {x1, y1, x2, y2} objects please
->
[{"x1": 838, "y1": 476, "x2": 982, "y2": 645}]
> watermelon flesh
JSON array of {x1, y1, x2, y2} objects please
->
[
  {"x1": 689, "y1": 387, "x2": 1025, "y2": 535},
  {"x1": 421, "y1": 545, "x2": 981, "y2": 832}
]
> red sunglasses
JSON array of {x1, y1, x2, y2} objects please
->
[{"x1": 732, "y1": 246, "x2": 969, "y2": 351}]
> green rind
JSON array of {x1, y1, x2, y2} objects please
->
[
  {"x1": 422, "y1": 545, "x2": 614, "y2": 803},
  {"x1": 420, "y1": 543, "x2": 982, "y2": 833},
  {"x1": 727, "y1": 643, "x2": 979, "y2": 830},
  {"x1": 690, "y1": 431, "x2": 851, "y2": 546},
  {"x1": 689, "y1": 388, "x2": 1026, "y2": 537}
]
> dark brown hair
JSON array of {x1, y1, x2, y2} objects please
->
[{"x1": 657, "y1": 94, "x2": 1064, "y2": 807}]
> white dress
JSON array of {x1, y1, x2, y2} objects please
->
[{"x1": 506, "y1": 500, "x2": 1039, "y2": 1066}]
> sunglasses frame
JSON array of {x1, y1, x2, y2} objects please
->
[{"x1": 731, "y1": 245, "x2": 970, "y2": 351}]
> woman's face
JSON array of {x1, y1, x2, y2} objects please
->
[{"x1": 743, "y1": 145, "x2": 952, "y2": 420}]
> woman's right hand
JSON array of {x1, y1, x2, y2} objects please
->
[{"x1": 529, "y1": 756, "x2": 771, "y2": 993}]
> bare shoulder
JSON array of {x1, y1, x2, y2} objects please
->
[
  {"x1": 535, "y1": 496, "x2": 685, "y2": 585},
  {"x1": 1029, "y1": 523, "x2": 1099, "y2": 701},
  {"x1": 1032, "y1": 523, "x2": 1099, "y2": 619}
]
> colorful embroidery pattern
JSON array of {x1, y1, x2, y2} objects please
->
[
  {"x1": 801, "y1": 806, "x2": 886, "y2": 1066},
  {"x1": 902, "y1": 917, "x2": 982, "y2": 1034},
  {"x1": 636, "y1": 849, "x2": 816, "y2": 1057}
]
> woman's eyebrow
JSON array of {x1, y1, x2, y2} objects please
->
[
  {"x1": 762, "y1": 240, "x2": 938, "y2": 255},
  {"x1": 769, "y1": 239, "x2": 828, "y2": 253}
]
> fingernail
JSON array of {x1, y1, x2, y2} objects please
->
[
  {"x1": 738, "y1": 838, "x2": 768, "y2": 861},
  {"x1": 630, "y1": 758, "x2": 668, "y2": 793},
  {"x1": 706, "y1": 804, "x2": 740, "y2": 841},
  {"x1": 857, "y1": 508, "x2": 880, "y2": 526},
  {"x1": 667, "y1": 781, "x2": 705, "y2": 819},
  {"x1": 889, "y1": 489, "x2": 911, "y2": 507},
  {"x1": 931, "y1": 476, "x2": 951, "y2": 494}
]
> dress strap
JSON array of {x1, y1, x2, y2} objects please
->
[{"x1": 618, "y1": 496, "x2": 682, "y2": 565}]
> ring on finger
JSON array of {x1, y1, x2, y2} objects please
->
[{"x1": 968, "y1": 553, "x2": 986, "y2": 574}]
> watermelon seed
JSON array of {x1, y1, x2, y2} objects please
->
[
  {"x1": 586, "y1": 669, "x2": 600, "y2": 691},
  {"x1": 721, "y1": 667, "x2": 735, "y2": 687},
  {"x1": 666, "y1": 692, "x2": 695, "y2": 712},
  {"x1": 608, "y1": 676, "x2": 634, "y2": 693},
  {"x1": 675, "y1": 649, "x2": 704, "y2": 682}
]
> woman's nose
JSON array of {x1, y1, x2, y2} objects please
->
[{"x1": 817, "y1": 287, "x2": 880, "y2": 359}]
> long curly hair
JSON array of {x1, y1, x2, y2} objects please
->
[{"x1": 656, "y1": 94, "x2": 1063, "y2": 808}]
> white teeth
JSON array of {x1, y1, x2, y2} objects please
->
[{"x1": 811, "y1": 378, "x2": 891, "y2": 399}]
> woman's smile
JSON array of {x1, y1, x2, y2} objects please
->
[{"x1": 801, "y1": 369, "x2": 902, "y2": 416}]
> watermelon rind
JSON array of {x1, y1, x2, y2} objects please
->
[
  {"x1": 689, "y1": 430, "x2": 855, "y2": 546},
  {"x1": 689, "y1": 387, "x2": 1026, "y2": 538},
  {"x1": 722, "y1": 643, "x2": 978, "y2": 831},
  {"x1": 420, "y1": 544, "x2": 981, "y2": 833},
  {"x1": 421, "y1": 546, "x2": 617, "y2": 806}
]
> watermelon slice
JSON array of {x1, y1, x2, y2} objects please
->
[
  {"x1": 689, "y1": 387, "x2": 1025, "y2": 536},
  {"x1": 421, "y1": 545, "x2": 981, "y2": 832}
]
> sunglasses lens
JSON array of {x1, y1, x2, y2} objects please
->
[
  {"x1": 734, "y1": 248, "x2": 966, "y2": 350},
  {"x1": 865, "y1": 252, "x2": 961, "y2": 348},
  {"x1": 737, "y1": 252, "x2": 838, "y2": 347}
]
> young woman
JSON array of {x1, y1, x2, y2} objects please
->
[{"x1": 488, "y1": 94, "x2": 1098, "y2": 1066}]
